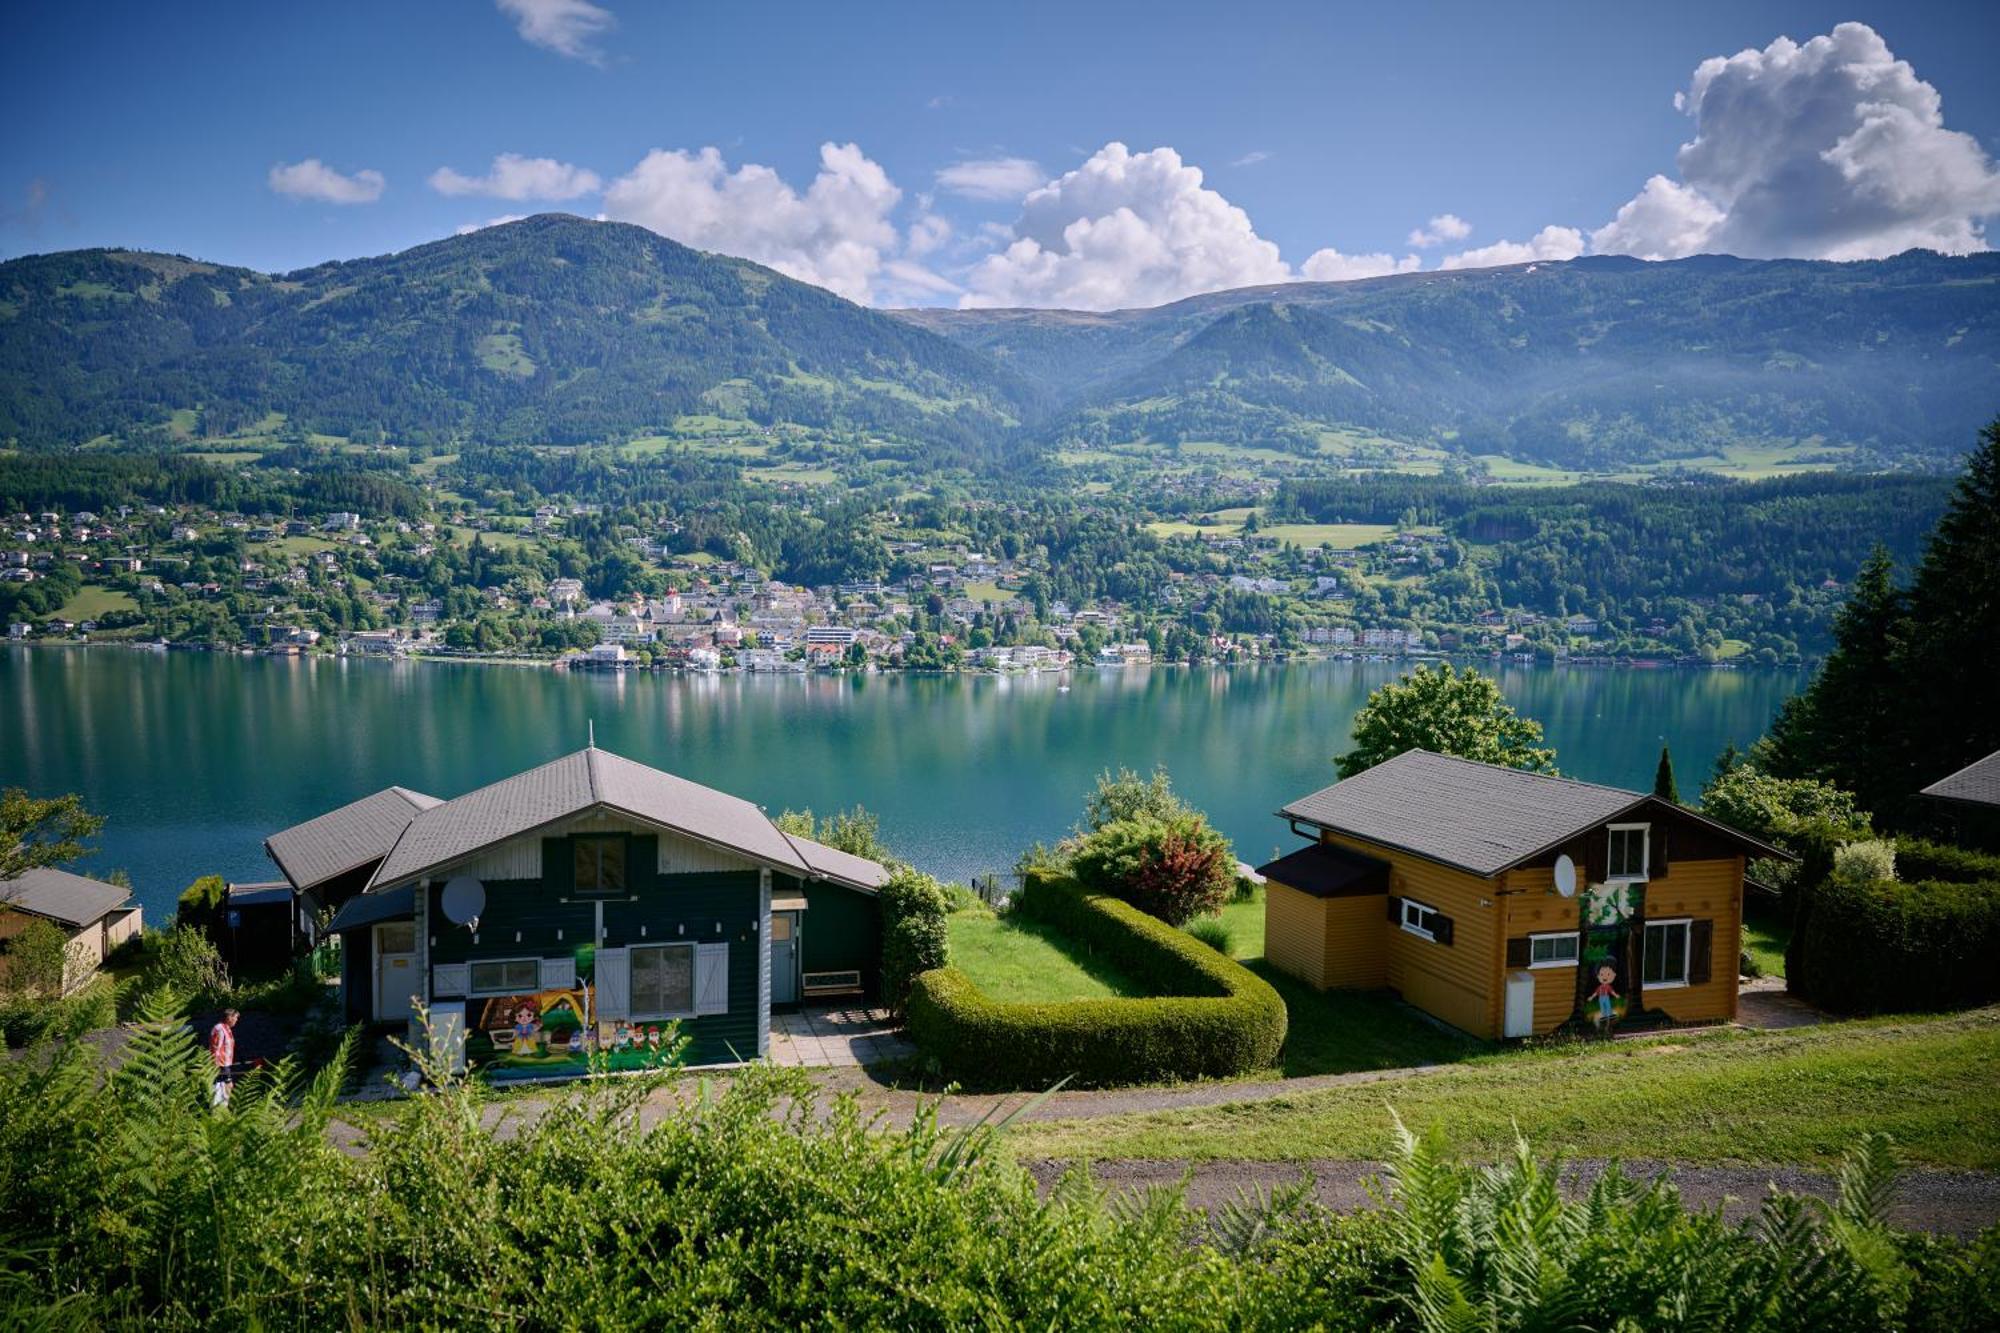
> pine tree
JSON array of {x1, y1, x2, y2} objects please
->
[{"x1": 1653, "y1": 745, "x2": 1679, "y2": 804}]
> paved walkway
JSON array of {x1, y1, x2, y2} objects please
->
[
  {"x1": 769, "y1": 1004, "x2": 914, "y2": 1068},
  {"x1": 1736, "y1": 976, "x2": 1826, "y2": 1029}
]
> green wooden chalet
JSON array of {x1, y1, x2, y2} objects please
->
[{"x1": 271, "y1": 745, "x2": 888, "y2": 1068}]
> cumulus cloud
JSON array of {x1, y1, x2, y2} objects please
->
[
  {"x1": 905, "y1": 197, "x2": 953, "y2": 257},
  {"x1": 455, "y1": 214, "x2": 530, "y2": 235},
  {"x1": 267, "y1": 159, "x2": 385, "y2": 205},
  {"x1": 430, "y1": 153, "x2": 601, "y2": 200},
  {"x1": 497, "y1": 0, "x2": 614, "y2": 63},
  {"x1": 1593, "y1": 22, "x2": 2000, "y2": 260},
  {"x1": 601, "y1": 141, "x2": 904, "y2": 303},
  {"x1": 1299, "y1": 248, "x2": 1421, "y2": 281},
  {"x1": 959, "y1": 143, "x2": 1292, "y2": 310},
  {"x1": 1406, "y1": 213, "x2": 1471, "y2": 248},
  {"x1": 1438, "y1": 225, "x2": 1585, "y2": 270},
  {"x1": 935, "y1": 156, "x2": 1045, "y2": 202}
]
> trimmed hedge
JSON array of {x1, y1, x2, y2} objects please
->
[
  {"x1": 905, "y1": 873, "x2": 1286, "y2": 1087},
  {"x1": 1895, "y1": 837, "x2": 2000, "y2": 885},
  {"x1": 1791, "y1": 875, "x2": 2000, "y2": 1014}
]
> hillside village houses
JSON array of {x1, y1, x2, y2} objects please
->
[{"x1": 3, "y1": 500, "x2": 1669, "y2": 669}]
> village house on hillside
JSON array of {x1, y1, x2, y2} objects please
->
[
  {"x1": 262, "y1": 746, "x2": 888, "y2": 1075},
  {"x1": 1259, "y1": 751, "x2": 1788, "y2": 1039}
]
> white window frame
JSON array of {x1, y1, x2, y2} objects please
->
[
  {"x1": 467, "y1": 956, "x2": 542, "y2": 996},
  {"x1": 1642, "y1": 916, "x2": 1692, "y2": 990},
  {"x1": 1527, "y1": 931, "x2": 1580, "y2": 969},
  {"x1": 1606, "y1": 823, "x2": 1651, "y2": 882},
  {"x1": 1399, "y1": 896, "x2": 1441, "y2": 941},
  {"x1": 628, "y1": 942, "x2": 697, "y2": 1021}
]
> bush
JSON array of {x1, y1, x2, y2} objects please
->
[
  {"x1": 905, "y1": 873, "x2": 1286, "y2": 1087},
  {"x1": 1184, "y1": 915, "x2": 1233, "y2": 955},
  {"x1": 0, "y1": 974, "x2": 120, "y2": 1047},
  {"x1": 1071, "y1": 814, "x2": 1236, "y2": 926},
  {"x1": 135, "y1": 926, "x2": 231, "y2": 1008},
  {"x1": 1833, "y1": 839, "x2": 1898, "y2": 884},
  {"x1": 1791, "y1": 875, "x2": 2000, "y2": 1014},
  {"x1": 0, "y1": 916, "x2": 72, "y2": 997},
  {"x1": 1895, "y1": 836, "x2": 2000, "y2": 885},
  {"x1": 878, "y1": 867, "x2": 951, "y2": 1015}
]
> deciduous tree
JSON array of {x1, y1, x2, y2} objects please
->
[{"x1": 1336, "y1": 663, "x2": 1555, "y2": 778}]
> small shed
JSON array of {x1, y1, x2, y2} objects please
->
[
  {"x1": 0, "y1": 866, "x2": 143, "y2": 994},
  {"x1": 1257, "y1": 843, "x2": 1391, "y2": 989}
]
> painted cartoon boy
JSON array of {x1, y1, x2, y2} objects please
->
[{"x1": 1590, "y1": 964, "x2": 1619, "y2": 1031}]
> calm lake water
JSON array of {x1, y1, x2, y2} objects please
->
[{"x1": 2, "y1": 647, "x2": 1805, "y2": 925}]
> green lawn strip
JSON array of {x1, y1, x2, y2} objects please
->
[
  {"x1": 56, "y1": 585, "x2": 138, "y2": 620},
  {"x1": 1741, "y1": 899, "x2": 1791, "y2": 978},
  {"x1": 947, "y1": 909, "x2": 1152, "y2": 1002},
  {"x1": 1008, "y1": 1009, "x2": 2000, "y2": 1169}
]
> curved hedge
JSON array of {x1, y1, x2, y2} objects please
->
[
  {"x1": 905, "y1": 873, "x2": 1287, "y2": 1087},
  {"x1": 1791, "y1": 875, "x2": 2000, "y2": 1014}
]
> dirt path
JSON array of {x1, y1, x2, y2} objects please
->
[{"x1": 1015, "y1": 1157, "x2": 2000, "y2": 1238}]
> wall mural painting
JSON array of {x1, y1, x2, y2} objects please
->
[
  {"x1": 462, "y1": 945, "x2": 681, "y2": 1077},
  {"x1": 1571, "y1": 880, "x2": 1644, "y2": 1036}
]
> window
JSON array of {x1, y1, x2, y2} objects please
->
[
  {"x1": 469, "y1": 958, "x2": 540, "y2": 994},
  {"x1": 1400, "y1": 897, "x2": 1441, "y2": 941},
  {"x1": 376, "y1": 922, "x2": 416, "y2": 955},
  {"x1": 1643, "y1": 918, "x2": 1691, "y2": 988},
  {"x1": 1607, "y1": 824, "x2": 1650, "y2": 881},
  {"x1": 1528, "y1": 932, "x2": 1579, "y2": 968},
  {"x1": 574, "y1": 836, "x2": 628, "y2": 897},
  {"x1": 629, "y1": 943, "x2": 694, "y2": 1018}
]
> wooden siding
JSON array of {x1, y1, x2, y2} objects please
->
[
  {"x1": 1501, "y1": 866, "x2": 1584, "y2": 1034},
  {"x1": 1643, "y1": 857, "x2": 1743, "y2": 1024},
  {"x1": 1322, "y1": 893, "x2": 1389, "y2": 989},
  {"x1": 454, "y1": 812, "x2": 757, "y2": 882},
  {"x1": 1263, "y1": 880, "x2": 1329, "y2": 986},
  {"x1": 1324, "y1": 831, "x2": 1502, "y2": 1038},
  {"x1": 798, "y1": 878, "x2": 882, "y2": 997}
]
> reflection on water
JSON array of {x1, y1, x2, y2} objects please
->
[{"x1": 1, "y1": 647, "x2": 1804, "y2": 922}]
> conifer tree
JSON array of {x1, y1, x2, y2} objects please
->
[{"x1": 1653, "y1": 745, "x2": 1679, "y2": 804}]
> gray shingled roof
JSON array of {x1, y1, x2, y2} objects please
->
[
  {"x1": 1921, "y1": 749, "x2": 2000, "y2": 810},
  {"x1": 786, "y1": 834, "x2": 892, "y2": 892},
  {"x1": 368, "y1": 747, "x2": 828, "y2": 889},
  {"x1": 265, "y1": 786, "x2": 441, "y2": 891},
  {"x1": 1280, "y1": 750, "x2": 1645, "y2": 877},
  {"x1": 1, "y1": 866, "x2": 131, "y2": 928}
]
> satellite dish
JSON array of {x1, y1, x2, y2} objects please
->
[
  {"x1": 1553, "y1": 855, "x2": 1577, "y2": 898},
  {"x1": 441, "y1": 876, "x2": 487, "y2": 928}
]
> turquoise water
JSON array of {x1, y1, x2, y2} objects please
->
[{"x1": 0, "y1": 647, "x2": 1804, "y2": 924}]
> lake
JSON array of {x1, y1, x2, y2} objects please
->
[{"x1": 1, "y1": 647, "x2": 1805, "y2": 926}]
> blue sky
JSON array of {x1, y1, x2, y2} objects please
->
[{"x1": 4, "y1": 2, "x2": 1998, "y2": 309}]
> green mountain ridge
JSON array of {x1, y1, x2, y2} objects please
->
[{"x1": 3, "y1": 216, "x2": 1997, "y2": 471}]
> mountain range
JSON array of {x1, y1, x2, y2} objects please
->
[{"x1": 3, "y1": 214, "x2": 1997, "y2": 470}]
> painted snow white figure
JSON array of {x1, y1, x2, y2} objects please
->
[
  {"x1": 1590, "y1": 962, "x2": 1620, "y2": 1032},
  {"x1": 511, "y1": 1002, "x2": 541, "y2": 1056}
]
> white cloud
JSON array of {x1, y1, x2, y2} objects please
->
[
  {"x1": 1594, "y1": 22, "x2": 2000, "y2": 260},
  {"x1": 455, "y1": 214, "x2": 529, "y2": 235},
  {"x1": 601, "y1": 141, "x2": 903, "y2": 304},
  {"x1": 429, "y1": 154, "x2": 601, "y2": 201},
  {"x1": 905, "y1": 196, "x2": 952, "y2": 257},
  {"x1": 1438, "y1": 225, "x2": 1586, "y2": 270},
  {"x1": 935, "y1": 156, "x2": 1045, "y2": 202},
  {"x1": 267, "y1": 158, "x2": 385, "y2": 205},
  {"x1": 959, "y1": 143, "x2": 1292, "y2": 310},
  {"x1": 496, "y1": 0, "x2": 614, "y2": 63},
  {"x1": 1299, "y1": 248, "x2": 1421, "y2": 281},
  {"x1": 1406, "y1": 213, "x2": 1471, "y2": 248},
  {"x1": 1231, "y1": 150, "x2": 1273, "y2": 168}
]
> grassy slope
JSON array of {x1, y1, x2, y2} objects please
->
[
  {"x1": 1009, "y1": 1009, "x2": 2000, "y2": 1169},
  {"x1": 55, "y1": 586, "x2": 138, "y2": 620}
]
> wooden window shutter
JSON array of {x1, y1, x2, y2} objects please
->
[
  {"x1": 1688, "y1": 919, "x2": 1713, "y2": 985},
  {"x1": 629, "y1": 834, "x2": 658, "y2": 895},
  {"x1": 1652, "y1": 826, "x2": 1670, "y2": 879},
  {"x1": 544, "y1": 838, "x2": 574, "y2": 894},
  {"x1": 1505, "y1": 937, "x2": 1531, "y2": 968},
  {"x1": 694, "y1": 942, "x2": 730, "y2": 1016},
  {"x1": 1433, "y1": 914, "x2": 1455, "y2": 947},
  {"x1": 1585, "y1": 832, "x2": 1608, "y2": 885},
  {"x1": 1386, "y1": 894, "x2": 1401, "y2": 923},
  {"x1": 595, "y1": 947, "x2": 630, "y2": 1020}
]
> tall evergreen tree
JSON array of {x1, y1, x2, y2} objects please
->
[{"x1": 1653, "y1": 746, "x2": 1680, "y2": 804}]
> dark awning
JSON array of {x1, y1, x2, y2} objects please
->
[
  {"x1": 1256, "y1": 843, "x2": 1391, "y2": 899},
  {"x1": 326, "y1": 884, "x2": 415, "y2": 934}
]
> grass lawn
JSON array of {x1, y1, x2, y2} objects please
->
[
  {"x1": 1009, "y1": 1008, "x2": 2000, "y2": 1170},
  {"x1": 57, "y1": 585, "x2": 138, "y2": 620},
  {"x1": 1742, "y1": 898, "x2": 1792, "y2": 978},
  {"x1": 948, "y1": 910, "x2": 1150, "y2": 1003}
]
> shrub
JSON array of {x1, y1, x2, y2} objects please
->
[
  {"x1": 0, "y1": 916, "x2": 72, "y2": 997},
  {"x1": 1791, "y1": 875, "x2": 2000, "y2": 1014},
  {"x1": 1895, "y1": 836, "x2": 2000, "y2": 885},
  {"x1": 1080, "y1": 765, "x2": 1190, "y2": 830},
  {"x1": 1071, "y1": 814, "x2": 1235, "y2": 926},
  {"x1": 878, "y1": 867, "x2": 951, "y2": 1014},
  {"x1": 0, "y1": 974, "x2": 120, "y2": 1047},
  {"x1": 905, "y1": 873, "x2": 1285, "y2": 1087},
  {"x1": 1833, "y1": 839, "x2": 1898, "y2": 884},
  {"x1": 136, "y1": 925, "x2": 231, "y2": 1008},
  {"x1": 175, "y1": 873, "x2": 228, "y2": 933},
  {"x1": 1184, "y1": 915, "x2": 1233, "y2": 955}
]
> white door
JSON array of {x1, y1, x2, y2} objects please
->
[{"x1": 374, "y1": 921, "x2": 422, "y2": 1023}]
